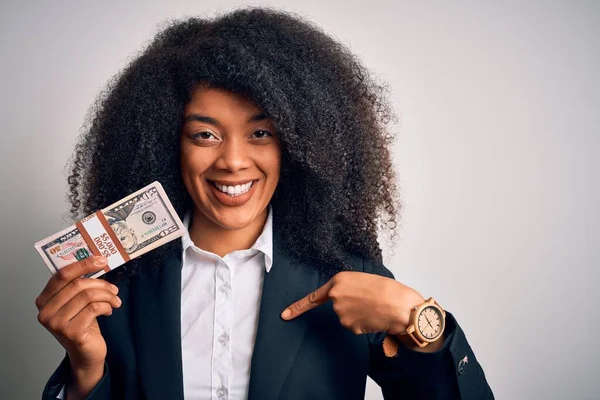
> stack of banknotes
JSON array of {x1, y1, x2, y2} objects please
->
[{"x1": 34, "y1": 181, "x2": 185, "y2": 279}]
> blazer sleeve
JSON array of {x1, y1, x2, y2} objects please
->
[
  {"x1": 42, "y1": 354, "x2": 111, "y2": 400},
  {"x1": 363, "y1": 256, "x2": 494, "y2": 400}
]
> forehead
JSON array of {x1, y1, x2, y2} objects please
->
[{"x1": 184, "y1": 86, "x2": 262, "y2": 116}]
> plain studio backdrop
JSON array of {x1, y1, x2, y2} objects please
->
[{"x1": 1, "y1": 1, "x2": 598, "y2": 399}]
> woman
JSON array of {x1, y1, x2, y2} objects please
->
[{"x1": 36, "y1": 7, "x2": 494, "y2": 400}]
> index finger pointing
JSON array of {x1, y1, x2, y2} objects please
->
[
  {"x1": 35, "y1": 256, "x2": 107, "y2": 310},
  {"x1": 281, "y1": 279, "x2": 334, "y2": 320}
]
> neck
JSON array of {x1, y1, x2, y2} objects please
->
[{"x1": 189, "y1": 207, "x2": 268, "y2": 257}]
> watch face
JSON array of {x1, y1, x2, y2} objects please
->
[{"x1": 417, "y1": 306, "x2": 444, "y2": 340}]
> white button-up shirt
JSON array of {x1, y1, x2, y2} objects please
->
[
  {"x1": 57, "y1": 207, "x2": 273, "y2": 400},
  {"x1": 180, "y1": 206, "x2": 273, "y2": 400}
]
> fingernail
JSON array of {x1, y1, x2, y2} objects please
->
[
  {"x1": 110, "y1": 284, "x2": 119, "y2": 293},
  {"x1": 281, "y1": 308, "x2": 291, "y2": 319},
  {"x1": 116, "y1": 296, "x2": 122, "y2": 306},
  {"x1": 93, "y1": 256, "x2": 107, "y2": 266}
]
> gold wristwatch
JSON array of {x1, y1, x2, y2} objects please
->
[{"x1": 383, "y1": 297, "x2": 446, "y2": 356}]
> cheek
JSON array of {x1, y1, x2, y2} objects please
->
[
  {"x1": 180, "y1": 147, "x2": 213, "y2": 202},
  {"x1": 259, "y1": 151, "x2": 281, "y2": 199},
  {"x1": 261, "y1": 146, "x2": 281, "y2": 179},
  {"x1": 181, "y1": 146, "x2": 211, "y2": 176}
]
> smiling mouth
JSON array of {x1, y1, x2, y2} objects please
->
[{"x1": 208, "y1": 180, "x2": 256, "y2": 197}]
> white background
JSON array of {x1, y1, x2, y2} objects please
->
[{"x1": 1, "y1": 1, "x2": 598, "y2": 399}]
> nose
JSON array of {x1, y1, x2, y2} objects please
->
[{"x1": 214, "y1": 137, "x2": 251, "y2": 173}]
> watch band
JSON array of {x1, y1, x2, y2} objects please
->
[{"x1": 397, "y1": 330, "x2": 428, "y2": 348}]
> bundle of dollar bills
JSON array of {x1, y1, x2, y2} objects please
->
[{"x1": 34, "y1": 181, "x2": 185, "y2": 279}]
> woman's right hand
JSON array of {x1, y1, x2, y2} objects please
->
[{"x1": 35, "y1": 256, "x2": 122, "y2": 398}]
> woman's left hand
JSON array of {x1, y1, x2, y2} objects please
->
[{"x1": 281, "y1": 271, "x2": 425, "y2": 336}]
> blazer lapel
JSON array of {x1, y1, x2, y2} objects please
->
[
  {"x1": 130, "y1": 251, "x2": 184, "y2": 400},
  {"x1": 247, "y1": 231, "x2": 320, "y2": 400}
]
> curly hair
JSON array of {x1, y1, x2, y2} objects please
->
[{"x1": 67, "y1": 7, "x2": 400, "y2": 278}]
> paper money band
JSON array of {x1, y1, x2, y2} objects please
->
[{"x1": 76, "y1": 211, "x2": 130, "y2": 272}]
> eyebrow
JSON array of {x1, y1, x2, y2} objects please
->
[{"x1": 183, "y1": 112, "x2": 269, "y2": 126}]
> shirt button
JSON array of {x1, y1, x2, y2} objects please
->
[
  {"x1": 219, "y1": 284, "x2": 228, "y2": 293},
  {"x1": 218, "y1": 333, "x2": 229, "y2": 345},
  {"x1": 216, "y1": 387, "x2": 227, "y2": 397}
]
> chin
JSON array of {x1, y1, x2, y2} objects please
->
[
  {"x1": 198, "y1": 201, "x2": 262, "y2": 230},
  {"x1": 211, "y1": 212, "x2": 256, "y2": 230}
]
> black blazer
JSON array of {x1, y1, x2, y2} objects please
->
[{"x1": 42, "y1": 230, "x2": 494, "y2": 400}]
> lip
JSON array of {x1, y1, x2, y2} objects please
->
[{"x1": 208, "y1": 179, "x2": 258, "y2": 206}]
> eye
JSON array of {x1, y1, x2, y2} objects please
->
[
  {"x1": 252, "y1": 130, "x2": 273, "y2": 139},
  {"x1": 191, "y1": 131, "x2": 218, "y2": 140}
]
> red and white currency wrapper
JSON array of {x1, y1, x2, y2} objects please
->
[{"x1": 75, "y1": 211, "x2": 131, "y2": 273}]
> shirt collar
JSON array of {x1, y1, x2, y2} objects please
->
[{"x1": 181, "y1": 205, "x2": 273, "y2": 273}]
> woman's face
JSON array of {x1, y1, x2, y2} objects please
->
[{"x1": 180, "y1": 86, "x2": 281, "y2": 230}]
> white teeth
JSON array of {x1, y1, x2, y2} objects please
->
[{"x1": 214, "y1": 181, "x2": 254, "y2": 196}]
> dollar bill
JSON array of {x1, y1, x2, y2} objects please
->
[{"x1": 34, "y1": 181, "x2": 185, "y2": 278}]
